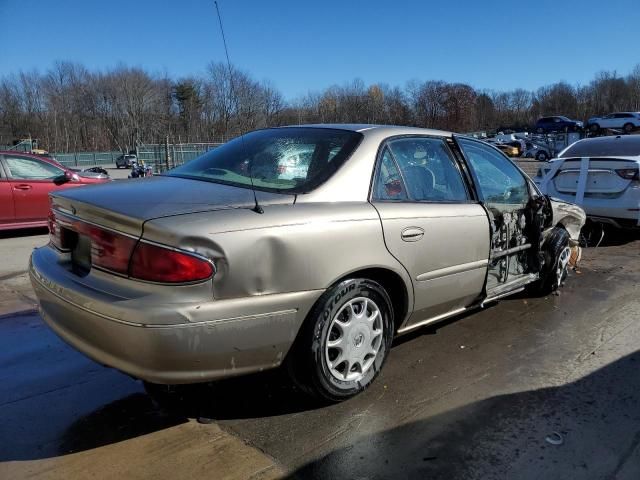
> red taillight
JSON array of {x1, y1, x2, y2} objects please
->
[
  {"x1": 88, "y1": 226, "x2": 137, "y2": 274},
  {"x1": 48, "y1": 208, "x2": 66, "y2": 250},
  {"x1": 616, "y1": 168, "x2": 639, "y2": 180},
  {"x1": 48, "y1": 210, "x2": 213, "y2": 283},
  {"x1": 129, "y1": 242, "x2": 214, "y2": 283}
]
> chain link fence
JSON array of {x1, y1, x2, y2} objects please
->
[
  {"x1": 137, "y1": 143, "x2": 222, "y2": 173},
  {"x1": 1, "y1": 143, "x2": 224, "y2": 170},
  {"x1": 53, "y1": 151, "x2": 123, "y2": 167}
]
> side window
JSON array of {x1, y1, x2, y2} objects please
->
[
  {"x1": 5, "y1": 156, "x2": 64, "y2": 180},
  {"x1": 373, "y1": 147, "x2": 407, "y2": 201},
  {"x1": 457, "y1": 138, "x2": 528, "y2": 206},
  {"x1": 386, "y1": 137, "x2": 468, "y2": 202}
]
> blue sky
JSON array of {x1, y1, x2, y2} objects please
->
[{"x1": 1, "y1": 0, "x2": 638, "y2": 99}]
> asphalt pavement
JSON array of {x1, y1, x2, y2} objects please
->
[{"x1": 0, "y1": 217, "x2": 639, "y2": 479}]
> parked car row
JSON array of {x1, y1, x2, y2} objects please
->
[
  {"x1": 533, "y1": 113, "x2": 640, "y2": 134},
  {"x1": 483, "y1": 134, "x2": 552, "y2": 161}
]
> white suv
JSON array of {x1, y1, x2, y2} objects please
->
[
  {"x1": 535, "y1": 135, "x2": 640, "y2": 229},
  {"x1": 586, "y1": 112, "x2": 640, "y2": 133}
]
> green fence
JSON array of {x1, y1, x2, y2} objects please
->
[
  {"x1": 137, "y1": 143, "x2": 221, "y2": 173},
  {"x1": 52, "y1": 151, "x2": 123, "y2": 167},
  {"x1": 2, "y1": 143, "x2": 222, "y2": 170}
]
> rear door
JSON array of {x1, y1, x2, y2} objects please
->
[
  {"x1": 599, "y1": 114, "x2": 616, "y2": 129},
  {"x1": 456, "y1": 137, "x2": 536, "y2": 298},
  {"x1": 0, "y1": 160, "x2": 15, "y2": 226},
  {"x1": 371, "y1": 136, "x2": 490, "y2": 326},
  {"x1": 3, "y1": 154, "x2": 66, "y2": 222}
]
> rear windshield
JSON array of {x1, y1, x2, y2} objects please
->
[
  {"x1": 559, "y1": 137, "x2": 640, "y2": 158},
  {"x1": 167, "y1": 127, "x2": 362, "y2": 193}
]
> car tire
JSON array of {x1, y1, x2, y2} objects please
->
[
  {"x1": 535, "y1": 151, "x2": 549, "y2": 162},
  {"x1": 288, "y1": 278, "x2": 394, "y2": 402},
  {"x1": 590, "y1": 124, "x2": 599, "y2": 133},
  {"x1": 536, "y1": 127, "x2": 544, "y2": 134},
  {"x1": 623, "y1": 123, "x2": 634, "y2": 133},
  {"x1": 530, "y1": 227, "x2": 571, "y2": 295}
]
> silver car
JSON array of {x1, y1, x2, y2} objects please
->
[
  {"x1": 30, "y1": 125, "x2": 585, "y2": 401},
  {"x1": 535, "y1": 135, "x2": 640, "y2": 230}
]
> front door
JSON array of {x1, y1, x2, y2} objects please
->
[
  {"x1": 2, "y1": 155, "x2": 66, "y2": 222},
  {"x1": 371, "y1": 136, "x2": 490, "y2": 327},
  {"x1": 456, "y1": 137, "x2": 534, "y2": 297},
  {"x1": 0, "y1": 162, "x2": 15, "y2": 226}
]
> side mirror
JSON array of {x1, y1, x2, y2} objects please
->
[{"x1": 53, "y1": 171, "x2": 77, "y2": 185}]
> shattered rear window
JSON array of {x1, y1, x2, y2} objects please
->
[{"x1": 167, "y1": 127, "x2": 362, "y2": 193}]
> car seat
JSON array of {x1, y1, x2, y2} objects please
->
[{"x1": 403, "y1": 165, "x2": 435, "y2": 200}]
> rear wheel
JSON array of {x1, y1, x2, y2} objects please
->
[
  {"x1": 623, "y1": 123, "x2": 634, "y2": 133},
  {"x1": 288, "y1": 278, "x2": 393, "y2": 402},
  {"x1": 590, "y1": 124, "x2": 600, "y2": 133}
]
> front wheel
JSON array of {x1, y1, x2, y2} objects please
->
[
  {"x1": 623, "y1": 123, "x2": 634, "y2": 133},
  {"x1": 288, "y1": 278, "x2": 394, "y2": 402},
  {"x1": 536, "y1": 151, "x2": 549, "y2": 161},
  {"x1": 531, "y1": 228, "x2": 571, "y2": 295}
]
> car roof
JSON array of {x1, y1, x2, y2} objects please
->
[
  {"x1": 280, "y1": 123, "x2": 453, "y2": 138},
  {"x1": 559, "y1": 135, "x2": 640, "y2": 158},
  {"x1": 0, "y1": 150, "x2": 66, "y2": 168}
]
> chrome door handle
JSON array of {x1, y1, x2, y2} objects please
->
[
  {"x1": 401, "y1": 227, "x2": 424, "y2": 242},
  {"x1": 13, "y1": 184, "x2": 32, "y2": 191}
]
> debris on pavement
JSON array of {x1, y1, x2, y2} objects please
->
[{"x1": 545, "y1": 432, "x2": 564, "y2": 446}]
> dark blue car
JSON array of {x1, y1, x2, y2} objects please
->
[{"x1": 535, "y1": 116, "x2": 584, "y2": 133}]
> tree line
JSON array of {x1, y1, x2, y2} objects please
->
[{"x1": 1, "y1": 61, "x2": 640, "y2": 153}]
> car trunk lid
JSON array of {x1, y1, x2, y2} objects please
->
[
  {"x1": 49, "y1": 176, "x2": 295, "y2": 277},
  {"x1": 50, "y1": 175, "x2": 296, "y2": 236},
  {"x1": 552, "y1": 157, "x2": 638, "y2": 196}
]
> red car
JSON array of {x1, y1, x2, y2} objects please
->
[{"x1": 0, "y1": 151, "x2": 109, "y2": 231}]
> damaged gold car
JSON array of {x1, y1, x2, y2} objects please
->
[{"x1": 30, "y1": 125, "x2": 586, "y2": 401}]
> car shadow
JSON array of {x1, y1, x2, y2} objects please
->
[
  {"x1": 56, "y1": 393, "x2": 186, "y2": 457},
  {"x1": 284, "y1": 350, "x2": 640, "y2": 480},
  {"x1": 0, "y1": 226, "x2": 48, "y2": 239},
  {"x1": 146, "y1": 369, "x2": 326, "y2": 421},
  {"x1": 582, "y1": 223, "x2": 640, "y2": 247},
  {"x1": 10, "y1": 345, "x2": 638, "y2": 478}
]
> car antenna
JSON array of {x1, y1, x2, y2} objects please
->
[{"x1": 214, "y1": 0, "x2": 263, "y2": 214}]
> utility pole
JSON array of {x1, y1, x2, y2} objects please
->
[{"x1": 165, "y1": 135, "x2": 171, "y2": 172}]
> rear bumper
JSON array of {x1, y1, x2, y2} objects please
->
[
  {"x1": 30, "y1": 246, "x2": 323, "y2": 384},
  {"x1": 545, "y1": 191, "x2": 640, "y2": 228}
]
